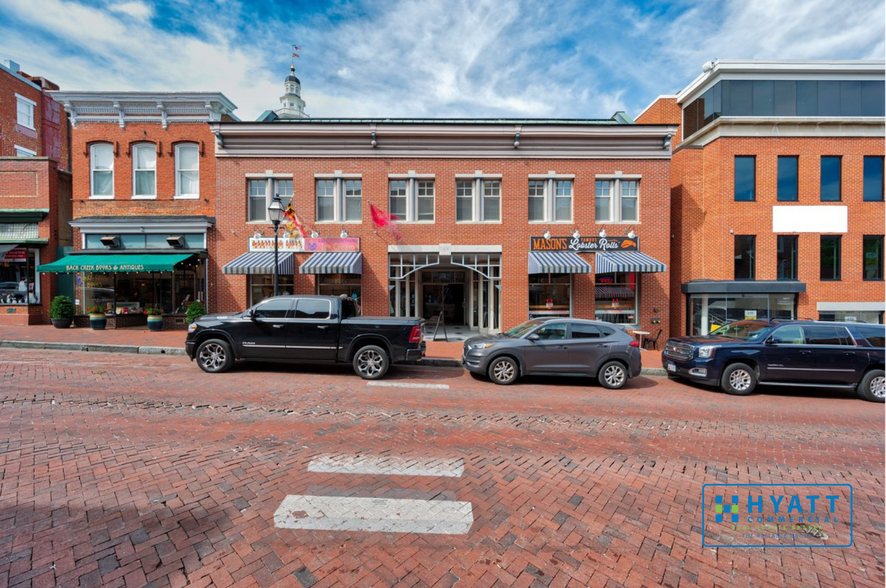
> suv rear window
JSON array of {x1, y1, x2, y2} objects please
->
[
  {"x1": 855, "y1": 325, "x2": 886, "y2": 348},
  {"x1": 571, "y1": 324, "x2": 614, "y2": 339},
  {"x1": 804, "y1": 325, "x2": 851, "y2": 346}
]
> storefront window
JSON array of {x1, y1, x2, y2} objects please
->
[
  {"x1": 689, "y1": 294, "x2": 796, "y2": 335},
  {"x1": 317, "y1": 273, "x2": 362, "y2": 313},
  {"x1": 594, "y1": 272, "x2": 636, "y2": 325},
  {"x1": 75, "y1": 258, "x2": 206, "y2": 315},
  {"x1": 819, "y1": 311, "x2": 884, "y2": 324},
  {"x1": 249, "y1": 274, "x2": 294, "y2": 306},
  {"x1": 0, "y1": 247, "x2": 40, "y2": 305},
  {"x1": 529, "y1": 273, "x2": 570, "y2": 319}
]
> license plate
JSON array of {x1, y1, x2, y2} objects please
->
[{"x1": 667, "y1": 362, "x2": 676, "y2": 372}]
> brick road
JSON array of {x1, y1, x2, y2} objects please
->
[{"x1": 0, "y1": 349, "x2": 882, "y2": 588}]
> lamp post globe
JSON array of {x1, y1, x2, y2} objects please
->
[{"x1": 267, "y1": 198, "x2": 286, "y2": 297}]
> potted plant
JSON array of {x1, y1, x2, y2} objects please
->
[
  {"x1": 145, "y1": 307, "x2": 163, "y2": 331},
  {"x1": 86, "y1": 305, "x2": 107, "y2": 330},
  {"x1": 186, "y1": 301, "x2": 206, "y2": 324},
  {"x1": 49, "y1": 295, "x2": 75, "y2": 329}
]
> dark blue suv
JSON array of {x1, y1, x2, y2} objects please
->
[{"x1": 662, "y1": 320, "x2": 885, "y2": 402}]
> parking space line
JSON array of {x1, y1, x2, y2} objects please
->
[
  {"x1": 308, "y1": 454, "x2": 465, "y2": 477},
  {"x1": 274, "y1": 495, "x2": 474, "y2": 534},
  {"x1": 366, "y1": 381, "x2": 450, "y2": 390}
]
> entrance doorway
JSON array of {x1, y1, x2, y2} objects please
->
[{"x1": 389, "y1": 252, "x2": 501, "y2": 334}]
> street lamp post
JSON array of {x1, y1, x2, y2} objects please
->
[{"x1": 267, "y1": 197, "x2": 286, "y2": 297}]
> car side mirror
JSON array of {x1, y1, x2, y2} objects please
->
[
  {"x1": 765, "y1": 338, "x2": 776, "y2": 345},
  {"x1": 527, "y1": 333, "x2": 540, "y2": 341},
  {"x1": 246, "y1": 309, "x2": 256, "y2": 320}
]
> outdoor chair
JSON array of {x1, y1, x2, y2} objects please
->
[{"x1": 643, "y1": 328, "x2": 663, "y2": 350}]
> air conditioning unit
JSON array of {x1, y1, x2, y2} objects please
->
[{"x1": 99, "y1": 235, "x2": 119, "y2": 248}]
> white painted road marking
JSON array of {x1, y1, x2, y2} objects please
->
[
  {"x1": 308, "y1": 454, "x2": 464, "y2": 477},
  {"x1": 274, "y1": 495, "x2": 474, "y2": 534},
  {"x1": 366, "y1": 381, "x2": 450, "y2": 390}
]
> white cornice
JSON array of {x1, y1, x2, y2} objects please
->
[
  {"x1": 679, "y1": 116, "x2": 886, "y2": 148},
  {"x1": 49, "y1": 91, "x2": 238, "y2": 128}
]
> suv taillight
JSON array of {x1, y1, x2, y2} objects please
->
[
  {"x1": 409, "y1": 325, "x2": 422, "y2": 343},
  {"x1": 629, "y1": 340, "x2": 640, "y2": 348}
]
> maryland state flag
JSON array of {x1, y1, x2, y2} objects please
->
[{"x1": 284, "y1": 200, "x2": 310, "y2": 238}]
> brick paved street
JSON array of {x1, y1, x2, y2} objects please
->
[{"x1": 0, "y1": 348, "x2": 882, "y2": 588}]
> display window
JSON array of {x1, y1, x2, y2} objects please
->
[
  {"x1": 317, "y1": 273, "x2": 361, "y2": 313},
  {"x1": 249, "y1": 274, "x2": 294, "y2": 306},
  {"x1": 0, "y1": 247, "x2": 40, "y2": 305},
  {"x1": 529, "y1": 273, "x2": 571, "y2": 319},
  {"x1": 595, "y1": 272, "x2": 636, "y2": 325}
]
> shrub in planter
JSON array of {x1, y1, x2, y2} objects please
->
[
  {"x1": 186, "y1": 301, "x2": 206, "y2": 324},
  {"x1": 145, "y1": 307, "x2": 163, "y2": 331},
  {"x1": 86, "y1": 305, "x2": 107, "y2": 330},
  {"x1": 49, "y1": 295, "x2": 75, "y2": 328}
]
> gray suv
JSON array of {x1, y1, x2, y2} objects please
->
[{"x1": 462, "y1": 318, "x2": 642, "y2": 388}]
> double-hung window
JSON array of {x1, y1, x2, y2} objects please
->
[
  {"x1": 455, "y1": 174, "x2": 501, "y2": 222},
  {"x1": 315, "y1": 174, "x2": 362, "y2": 223},
  {"x1": 246, "y1": 175, "x2": 294, "y2": 222},
  {"x1": 595, "y1": 175, "x2": 640, "y2": 223},
  {"x1": 175, "y1": 143, "x2": 199, "y2": 198},
  {"x1": 90, "y1": 143, "x2": 114, "y2": 198},
  {"x1": 14, "y1": 145, "x2": 35, "y2": 157},
  {"x1": 132, "y1": 143, "x2": 156, "y2": 198},
  {"x1": 387, "y1": 175, "x2": 435, "y2": 222},
  {"x1": 15, "y1": 94, "x2": 35, "y2": 129},
  {"x1": 527, "y1": 175, "x2": 573, "y2": 222}
]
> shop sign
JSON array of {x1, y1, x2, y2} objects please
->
[
  {"x1": 1, "y1": 248, "x2": 27, "y2": 262},
  {"x1": 304, "y1": 237, "x2": 360, "y2": 252},
  {"x1": 530, "y1": 236, "x2": 639, "y2": 252},
  {"x1": 248, "y1": 236, "x2": 305, "y2": 253},
  {"x1": 68, "y1": 263, "x2": 147, "y2": 271},
  {"x1": 744, "y1": 310, "x2": 757, "y2": 320}
]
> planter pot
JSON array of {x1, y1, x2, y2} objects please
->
[
  {"x1": 89, "y1": 313, "x2": 107, "y2": 330},
  {"x1": 147, "y1": 315, "x2": 163, "y2": 332},
  {"x1": 50, "y1": 318, "x2": 73, "y2": 329}
]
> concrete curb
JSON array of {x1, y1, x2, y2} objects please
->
[
  {"x1": 0, "y1": 340, "x2": 664, "y2": 374},
  {"x1": 0, "y1": 340, "x2": 185, "y2": 356}
]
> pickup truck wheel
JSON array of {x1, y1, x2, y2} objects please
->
[
  {"x1": 488, "y1": 356, "x2": 518, "y2": 385},
  {"x1": 598, "y1": 361, "x2": 628, "y2": 390},
  {"x1": 196, "y1": 339, "x2": 233, "y2": 373},
  {"x1": 720, "y1": 363, "x2": 756, "y2": 396},
  {"x1": 353, "y1": 345, "x2": 390, "y2": 380},
  {"x1": 857, "y1": 369, "x2": 885, "y2": 403}
]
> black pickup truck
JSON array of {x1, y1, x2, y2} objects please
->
[{"x1": 185, "y1": 295, "x2": 425, "y2": 379}]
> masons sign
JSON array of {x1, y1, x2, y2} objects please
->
[{"x1": 530, "y1": 236, "x2": 639, "y2": 252}]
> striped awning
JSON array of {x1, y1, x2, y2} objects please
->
[
  {"x1": 595, "y1": 251, "x2": 666, "y2": 273},
  {"x1": 222, "y1": 251, "x2": 294, "y2": 275},
  {"x1": 528, "y1": 251, "x2": 592, "y2": 274},
  {"x1": 300, "y1": 251, "x2": 363, "y2": 274}
]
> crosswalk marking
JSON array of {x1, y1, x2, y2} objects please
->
[
  {"x1": 274, "y1": 495, "x2": 474, "y2": 535},
  {"x1": 366, "y1": 381, "x2": 450, "y2": 390},
  {"x1": 308, "y1": 454, "x2": 464, "y2": 477}
]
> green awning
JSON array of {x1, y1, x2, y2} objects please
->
[{"x1": 37, "y1": 253, "x2": 193, "y2": 273}]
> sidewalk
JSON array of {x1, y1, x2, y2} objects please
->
[{"x1": 0, "y1": 325, "x2": 665, "y2": 373}]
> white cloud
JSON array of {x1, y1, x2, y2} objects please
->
[{"x1": 107, "y1": 0, "x2": 153, "y2": 20}]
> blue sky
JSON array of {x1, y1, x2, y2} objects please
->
[{"x1": 0, "y1": 0, "x2": 883, "y2": 121}]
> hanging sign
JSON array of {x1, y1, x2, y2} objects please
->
[
  {"x1": 530, "y1": 236, "x2": 639, "y2": 252},
  {"x1": 1, "y1": 248, "x2": 27, "y2": 262},
  {"x1": 303, "y1": 237, "x2": 360, "y2": 252},
  {"x1": 248, "y1": 236, "x2": 305, "y2": 253}
]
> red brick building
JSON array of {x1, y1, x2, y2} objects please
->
[
  {"x1": 0, "y1": 59, "x2": 71, "y2": 326},
  {"x1": 637, "y1": 60, "x2": 885, "y2": 335},
  {"x1": 38, "y1": 91, "x2": 237, "y2": 328},
  {"x1": 210, "y1": 116, "x2": 676, "y2": 336}
]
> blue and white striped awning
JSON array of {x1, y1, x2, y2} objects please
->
[
  {"x1": 222, "y1": 251, "x2": 294, "y2": 275},
  {"x1": 300, "y1": 251, "x2": 363, "y2": 274},
  {"x1": 528, "y1": 251, "x2": 592, "y2": 274},
  {"x1": 595, "y1": 251, "x2": 666, "y2": 273}
]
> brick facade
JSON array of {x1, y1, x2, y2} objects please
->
[
  {"x1": 637, "y1": 62, "x2": 886, "y2": 336},
  {"x1": 0, "y1": 62, "x2": 71, "y2": 326},
  {"x1": 214, "y1": 150, "x2": 673, "y2": 335}
]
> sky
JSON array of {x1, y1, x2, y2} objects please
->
[{"x1": 0, "y1": 0, "x2": 883, "y2": 121}]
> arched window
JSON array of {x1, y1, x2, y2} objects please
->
[
  {"x1": 90, "y1": 143, "x2": 114, "y2": 198},
  {"x1": 175, "y1": 143, "x2": 199, "y2": 198},
  {"x1": 132, "y1": 143, "x2": 156, "y2": 198}
]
